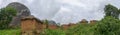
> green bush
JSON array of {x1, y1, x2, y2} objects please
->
[
  {"x1": 94, "y1": 16, "x2": 120, "y2": 35},
  {"x1": 44, "y1": 29, "x2": 65, "y2": 35},
  {"x1": 0, "y1": 7, "x2": 17, "y2": 30},
  {"x1": 66, "y1": 24, "x2": 95, "y2": 35}
]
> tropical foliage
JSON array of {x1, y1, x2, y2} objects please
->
[
  {"x1": 104, "y1": 4, "x2": 120, "y2": 19},
  {"x1": 0, "y1": 7, "x2": 17, "y2": 30},
  {"x1": 94, "y1": 16, "x2": 120, "y2": 35}
]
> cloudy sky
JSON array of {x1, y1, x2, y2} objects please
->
[{"x1": 0, "y1": 0, "x2": 120, "y2": 24}]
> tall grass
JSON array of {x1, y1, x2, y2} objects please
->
[{"x1": 0, "y1": 29, "x2": 21, "y2": 35}]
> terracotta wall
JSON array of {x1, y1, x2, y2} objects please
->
[
  {"x1": 48, "y1": 25, "x2": 58, "y2": 30},
  {"x1": 21, "y1": 19, "x2": 36, "y2": 32},
  {"x1": 21, "y1": 19, "x2": 43, "y2": 35},
  {"x1": 62, "y1": 24, "x2": 70, "y2": 30},
  {"x1": 90, "y1": 20, "x2": 97, "y2": 25},
  {"x1": 69, "y1": 23, "x2": 76, "y2": 27},
  {"x1": 61, "y1": 23, "x2": 77, "y2": 30},
  {"x1": 44, "y1": 24, "x2": 47, "y2": 29}
]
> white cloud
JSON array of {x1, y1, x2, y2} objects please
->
[
  {"x1": 0, "y1": 0, "x2": 2, "y2": 4},
  {"x1": 51, "y1": 0, "x2": 107, "y2": 24},
  {"x1": 11, "y1": 0, "x2": 18, "y2": 2},
  {"x1": 58, "y1": 7, "x2": 71, "y2": 12},
  {"x1": 0, "y1": 0, "x2": 2, "y2": 7},
  {"x1": 26, "y1": 0, "x2": 34, "y2": 4}
]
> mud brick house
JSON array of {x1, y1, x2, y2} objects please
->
[
  {"x1": 80, "y1": 19, "x2": 88, "y2": 24},
  {"x1": 69, "y1": 23, "x2": 77, "y2": 27},
  {"x1": 62, "y1": 23, "x2": 77, "y2": 30},
  {"x1": 42, "y1": 24, "x2": 47, "y2": 29},
  {"x1": 41, "y1": 20, "x2": 58, "y2": 30},
  {"x1": 62, "y1": 24, "x2": 70, "y2": 30},
  {"x1": 48, "y1": 20, "x2": 58, "y2": 30},
  {"x1": 21, "y1": 15, "x2": 43, "y2": 35},
  {"x1": 48, "y1": 24, "x2": 58, "y2": 30},
  {"x1": 90, "y1": 20, "x2": 97, "y2": 25}
]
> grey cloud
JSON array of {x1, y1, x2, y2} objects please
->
[
  {"x1": 0, "y1": 0, "x2": 120, "y2": 24},
  {"x1": 52, "y1": 0, "x2": 107, "y2": 24},
  {"x1": 21, "y1": 0, "x2": 60, "y2": 20}
]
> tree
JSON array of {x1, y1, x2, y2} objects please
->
[
  {"x1": 104, "y1": 4, "x2": 120, "y2": 19},
  {"x1": 0, "y1": 7, "x2": 17, "y2": 30},
  {"x1": 94, "y1": 16, "x2": 120, "y2": 35}
]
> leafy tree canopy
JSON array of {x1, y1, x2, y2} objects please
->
[
  {"x1": 104, "y1": 4, "x2": 120, "y2": 19},
  {"x1": 94, "y1": 16, "x2": 120, "y2": 35}
]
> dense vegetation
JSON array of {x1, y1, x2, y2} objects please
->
[
  {"x1": 0, "y1": 7, "x2": 17, "y2": 30},
  {"x1": 0, "y1": 29, "x2": 20, "y2": 35},
  {"x1": 1, "y1": 4, "x2": 120, "y2": 35},
  {"x1": 94, "y1": 16, "x2": 120, "y2": 35}
]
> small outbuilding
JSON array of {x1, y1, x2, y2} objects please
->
[
  {"x1": 21, "y1": 15, "x2": 43, "y2": 35},
  {"x1": 90, "y1": 20, "x2": 97, "y2": 25},
  {"x1": 80, "y1": 19, "x2": 88, "y2": 24}
]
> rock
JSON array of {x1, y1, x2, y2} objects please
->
[{"x1": 7, "y1": 2, "x2": 31, "y2": 27}]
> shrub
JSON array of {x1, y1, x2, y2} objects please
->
[
  {"x1": 0, "y1": 7, "x2": 17, "y2": 30},
  {"x1": 44, "y1": 29, "x2": 65, "y2": 35},
  {"x1": 94, "y1": 16, "x2": 120, "y2": 35}
]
